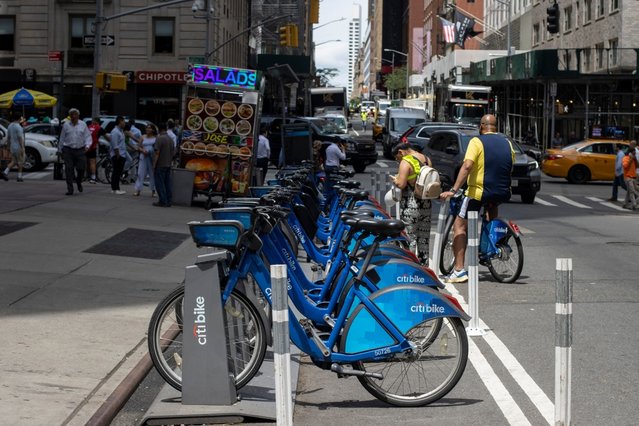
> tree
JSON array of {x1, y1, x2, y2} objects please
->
[
  {"x1": 316, "y1": 67, "x2": 339, "y2": 87},
  {"x1": 383, "y1": 66, "x2": 407, "y2": 99}
]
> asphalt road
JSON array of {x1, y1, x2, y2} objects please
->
[{"x1": 18, "y1": 125, "x2": 639, "y2": 425}]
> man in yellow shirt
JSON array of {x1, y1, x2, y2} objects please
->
[{"x1": 439, "y1": 114, "x2": 515, "y2": 283}]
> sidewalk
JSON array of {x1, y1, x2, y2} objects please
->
[{"x1": 0, "y1": 179, "x2": 209, "y2": 424}]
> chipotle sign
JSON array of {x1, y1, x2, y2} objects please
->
[{"x1": 135, "y1": 71, "x2": 188, "y2": 84}]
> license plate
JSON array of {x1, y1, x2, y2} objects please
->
[{"x1": 511, "y1": 180, "x2": 518, "y2": 187}]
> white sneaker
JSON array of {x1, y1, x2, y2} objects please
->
[
  {"x1": 445, "y1": 268, "x2": 469, "y2": 283},
  {"x1": 113, "y1": 190, "x2": 126, "y2": 195}
]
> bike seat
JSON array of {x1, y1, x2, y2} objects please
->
[
  {"x1": 340, "y1": 189, "x2": 369, "y2": 200},
  {"x1": 337, "y1": 180, "x2": 361, "y2": 189},
  {"x1": 339, "y1": 210, "x2": 375, "y2": 221},
  {"x1": 342, "y1": 218, "x2": 405, "y2": 237}
]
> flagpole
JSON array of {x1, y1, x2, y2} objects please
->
[{"x1": 448, "y1": 4, "x2": 504, "y2": 37}]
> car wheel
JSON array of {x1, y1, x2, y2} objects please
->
[
  {"x1": 23, "y1": 147, "x2": 43, "y2": 172},
  {"x1": 353, "y1": 162, "x2": 366, "y2": 173},
  {"x1": 521, "y1": 191, "x2": 536, "y2": 204},
  {"x1": 567, "y1": 165, "x2": 590, "y2": 184}
]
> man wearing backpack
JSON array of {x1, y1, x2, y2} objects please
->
[{"x1": 439, "y1": 114, "x2": 515, "y2": 283}]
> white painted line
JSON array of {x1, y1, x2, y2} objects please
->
[
  {"x1": 551, "y1": 195, "x2": 592, "y2": 209},
  {"x1": 446, "y1": 283, "x2": 554, "y2": 425},
  {"x1": 375, "y1": 161, "x2": 388, "y2": 168},
  {"x1": 585, "y1": 196, "x2": 627, "y2": 211},
  {"x1": 516, "y1": 225, "x2": 535, "y2": 235},
  {"x1": 24, "y1": 171, "x2": 50, "y2": 180},
  {"x1": 534, "y1": 196, "x2": 557, "y2": 206}
]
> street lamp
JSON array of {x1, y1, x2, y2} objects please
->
[
  {"x1": 384, "y1": 48, "x2": 409, "y2": 99},
  {"x1": 315, "y1": 39, "x2": 342, "y2": 47},
  {"x1": 313, "y1": 17, "x2": 346, "y2": 31}
]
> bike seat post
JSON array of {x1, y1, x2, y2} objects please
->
[{"x1": 354, "y1": 236, "x2": 381, "y2": 281}]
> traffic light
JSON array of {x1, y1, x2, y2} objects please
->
[
  {"x1": 309, "y1": 0, "x2": 320, "y2": 24},
  {"x1": 288, "y1": 24, "x2": 299, "y2": 48},
  {"x1": 547, "y1": 2, "x2": 560, "y2": 34},
  {"x1": 279, "y1": 25, "x2": 291, "y2": 46},
  {"x1": 95, "y1": 72, "x2": 105, "y2": 90}
]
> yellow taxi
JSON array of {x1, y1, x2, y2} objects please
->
[{"x1": 542, "y1": 139, "x2": 630, "y2": 183}]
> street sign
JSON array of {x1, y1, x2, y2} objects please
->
[
  {"x1": 82, "y1": 35, "x2": 116, "y2": 47},
  {"x1": 48, "y1": 50, "x2": 63, "y2": 62},
  {"x1": 188, "y1": 56, "x2": 206, "y2": 65}
]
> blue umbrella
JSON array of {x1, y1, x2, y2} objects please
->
[{"x1": 12, "y1": 88, "x2": 36, "y2": 107}]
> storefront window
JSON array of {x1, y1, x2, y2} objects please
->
[
  {"x1": 153, "y1": 18, "x2": 174, "y2": 54},
  {"x1": 0, "y1": 16, "x2": 15, "y2": 51}
]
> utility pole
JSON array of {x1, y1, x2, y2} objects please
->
[{"x1": 91, "y1": 0, "x2": 104, "y2": 118}]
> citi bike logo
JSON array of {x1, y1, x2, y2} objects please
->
[
  {"x1": 495, "y1": 226, "x2": 508, "y2": 233},
  {"x1": 410, "y1": 301, "x2": 445, "y2": 314},
  {"x1": 291, "y1": 224, "x2": 306, "y2": 244},
  {"x1": 397, "y1": 274, "x2": 426, "y2": 284},
  {"x1": 281, "y1": 248, "x2": 297, "y2": 271},
  {"x1": 193, "y1": 296, "x2": 207, "y2": 345}
]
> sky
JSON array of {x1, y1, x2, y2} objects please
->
[{"x1": 313, "y1": 0, "x2": 368, "y2": 88}]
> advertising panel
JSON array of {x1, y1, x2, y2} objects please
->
[{"x1": 181, "y1": 97, "x2": 256, "y2": 195}]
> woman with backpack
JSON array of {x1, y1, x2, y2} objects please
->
[{"x1": 391, "y1": 142, "x2": 432, "y2": 265}]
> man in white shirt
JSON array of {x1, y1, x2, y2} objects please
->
[
  {"x1": 324, "y1": 140, "x2": 346, "y2": 175},
  {"x1": 256, "y1": 127, "x2": 270, "y2": 182},
  {"x1": 58, "y1": 108, "x2": 92, "y2": 195},
  {"x1": 167, "y1": 119, "x2": 178, "y2": 149}
]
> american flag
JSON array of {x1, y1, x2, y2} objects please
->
[{"x1": 439, "y1": 17, "x2": 456, "y2": 44}]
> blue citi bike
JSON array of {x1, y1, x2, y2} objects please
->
[
  {"x1": 148, "y1": 204, "x2": 470, "y2": 407},
  {"x1": 439, "y1": 193, "x2": 524, "y2": 283}
]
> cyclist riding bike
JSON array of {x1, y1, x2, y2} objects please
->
[{"x1": 439, "y1": 114, "x2": 515, "y2": 283}]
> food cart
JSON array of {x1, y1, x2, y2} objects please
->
[{"x1": 180, "y1": 64, "x2": 263, "y2": 203}]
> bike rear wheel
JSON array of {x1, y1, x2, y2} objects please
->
[
  {"x1": 351, "y1": 316, "x2": 468, "y2": 406},
  {"x1": 487, "y1": 228, "x2": 524, "y2": 283},
  {"x1": 96, "y1": 157, "x2": 111, "y2": 184},
  {"x1": 439, "y1": 215, "x2": 456, "y2": 276},
  {"x1": 147, "y1": 284, "x2": 267, "y2": 391}
]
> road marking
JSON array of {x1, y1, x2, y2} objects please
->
[
  {"x1": 445, "y1": 283, "x2": 534, "y2": 425},
  {"x1": 534, "y1": 197, "x2": 557, "y2": 206},
  {"x1": 551, "y1": 195, "x2": 592, "y2": 209},
  {"x1": 24, "y1": 171, "x2": 50, "y2": 180},
  {"x1": 375, "y1": 161, "x2": 388, "y2": 168},
  {"x1": 516, "y1": 225, "x2": 535, "y2": 234},
  {"x1": 585, "y1": 196, "x2": 627, "y2": 211},
  {"x1": 445, "y1": 284, "x2": 555, "y2": 425}
]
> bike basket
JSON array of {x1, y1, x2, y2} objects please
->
[
  {"x1": 210, "y1": 208, "x2": 252, "y2": 230},
  {"x1": 188, "y1": 220, "x2": 244, "y2": 249}
]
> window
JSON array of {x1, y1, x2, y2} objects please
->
[
  {"x1": 583, "y1": 143, "x2": 614, "y2": 154},
  {"x1": 609, "y1": 38, "x2": 618, "y2": 66},
  {"x1": 564, "y1": 6, "x2": 573, "y2": 31},
  {"x1": 533, "y1": 23, "x2": 540, "y2": 45},
  {"x1": 584, "y1": 0, "x2": 592, "y2": 22},
  {"x1": 595, "y1": 43, "x2": 604, "y2": 69},
  {"x1": 582, "y1": 48, "x2": 592, "y2": 72},
  {"x1": 575, "y1": 2, "x2": 580, "y2": 28},
  {"x1": 610, "y1": 0, "x2": 618, "y2": 12},
  {"x1": 153, "y1": 18, "x2": 174, "y2": 54},
  {"x1": 70, "y1": 15, "x2": 93, "y2": 49},
  {"x1": 428, "y1": 134, "x2": 449, "y2": 152},
  {"x1": 564, "y1": 51, "x2": 572, "y2": 70},
  {"x1": 0, "y1": 16, "x2": 15, "y2": 51},
  {"x1": 597, "y1": 0, "x2": 604, "y2": 17}
]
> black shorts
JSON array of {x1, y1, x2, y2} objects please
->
[
  {"x1": 457, "y1": 196, "x2": 500, "y2": 219},
  {"x1": 86, "y1": 149, "x2": 97, "y2": 159}
]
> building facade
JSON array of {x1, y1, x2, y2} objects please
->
[{"x1": 347, "y1": 4, "x2": 361, "y2": 99}]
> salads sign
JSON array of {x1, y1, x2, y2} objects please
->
[{"x1": 188, "y1": 64, "x2": 258, "y2": 91}]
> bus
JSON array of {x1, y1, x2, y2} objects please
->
[{"x1": 433, "y1": 84, "x2": 491, "y2": 127}]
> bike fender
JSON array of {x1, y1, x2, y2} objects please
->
[
  {"x1": 363, "y1": 259, "x2": 443, "y2": 289},
  {"x1": 342, "y1": 284, "x2": 469, "y2": 354}
]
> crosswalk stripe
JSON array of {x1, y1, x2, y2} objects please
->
[
  {"x1": 516, "y1": 225, "x2": 535, "y2": 234},
  {"x1": 586, "y1": 196, "x2": 627, "y2": 211},
  {"x1": 551, "y1": 194, "x2": 592, "y2": 209},
  {"x1": 375, "y1": 161, "x2": 388, "y2": 168},
  {"x1": 24, "y1": 172, "x2": 50, "y2": 180},
  {"x1": 534, "y1": 196, "x2": 557, "y2": 206}
]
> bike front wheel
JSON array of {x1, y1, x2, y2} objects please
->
[
  {"x1": 439, "y1": 215, "x2": 456, "y2": 276},
  {"x1": 351, "y1": 316, "x2": 468, "y2": 407},
  {"x1": 487, "y1": 228, "x2": 524, "y2": 283},
  {"x1": 147, "y1": 284, "x2": 267, "y2": 391}
]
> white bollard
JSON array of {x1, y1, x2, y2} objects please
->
[
  {"x1": 375, "y1": 170, "x2": 381, "y2": 202},
  {"x1": 466, "y1": 211, "x2": 485, "y2": 336},
  {"x1": 555, "y1": 258, "x2": 572, "y2": 426},
  {"x1": 271, "y1": 265, "x2": 293, "y2": 426},
  {"x1": 431, "y1": 199, "x2": 450, "y2": 276}
]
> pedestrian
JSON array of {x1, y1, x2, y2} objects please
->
[
  {"x1": 622, "y1": 141, "x2": 638, "y2": 210},
  {"x1": 123, "y1": 121, "x2": 140, "y2": 183},
  {"x1": 58, "y1": 108, "x2": 92, "y2": 195},
  {"x1": 109, "y1": 116, "x2": 127, "y2": 195},
  {"x1": 256, "y1": 126, "x2": 271, "y2": 182},
  {"x1": 360, "y1": 109, "x2": 368, "y2": 131},
  {"x1": 439, "y1": 114, "x2": 515, "y2": 283},
  {"x1": 133, "y1": 124, "x2": 157, "y2": 197},
  {"x1": 324, "y1": 140, "x2": 346, "y2": 176},
  {"x1": 551, "y1": 132, "x2": 563, "y2": 148},
  {"x1": 87, "y1": 117, "x2": 107, "y2": 183},
  {"x1": 608, "y1": 144, "x2": 627, "y2": 202},
  {"x1": 167, "y1": 119, "x2": 178, "y2": 149},
  {"x1": 153, "y1": 121, "x2": 175, "y2": 207},
  {"x1": 1, "y1": 111, "x2": 26, "y2": 182},
  {"x1": 391, "y1": 142, "x2": 432, "y2": 265}
]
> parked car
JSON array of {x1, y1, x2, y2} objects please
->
[
  {"x1": 262, "y1": 116, "x2": 378, "y2": 173},
  {"x1": 317, "y1": 113, "x2": 351, "y2": 134},
  {"x1": 542, "y1": 139, "x2": 630, "y2": 184},
  {"x1": 422, "y1": 129, "x2": 541, "y2": 204},
  {"x1": 399, "y1": 122, "x2": 476, "y2": 152},
  {"x1": 23, "y1": 123, "x2": 62, "y2": 140},
  {"x1": 0, "y1": 119, "x2": 59, "y2": 172},
  {"x1": 381, "y1": 107, "x2": 428, "y2": 158}
]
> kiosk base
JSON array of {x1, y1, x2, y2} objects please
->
[{"x1": 140, "y1": 348, "x2": 300, "y2": 425}]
